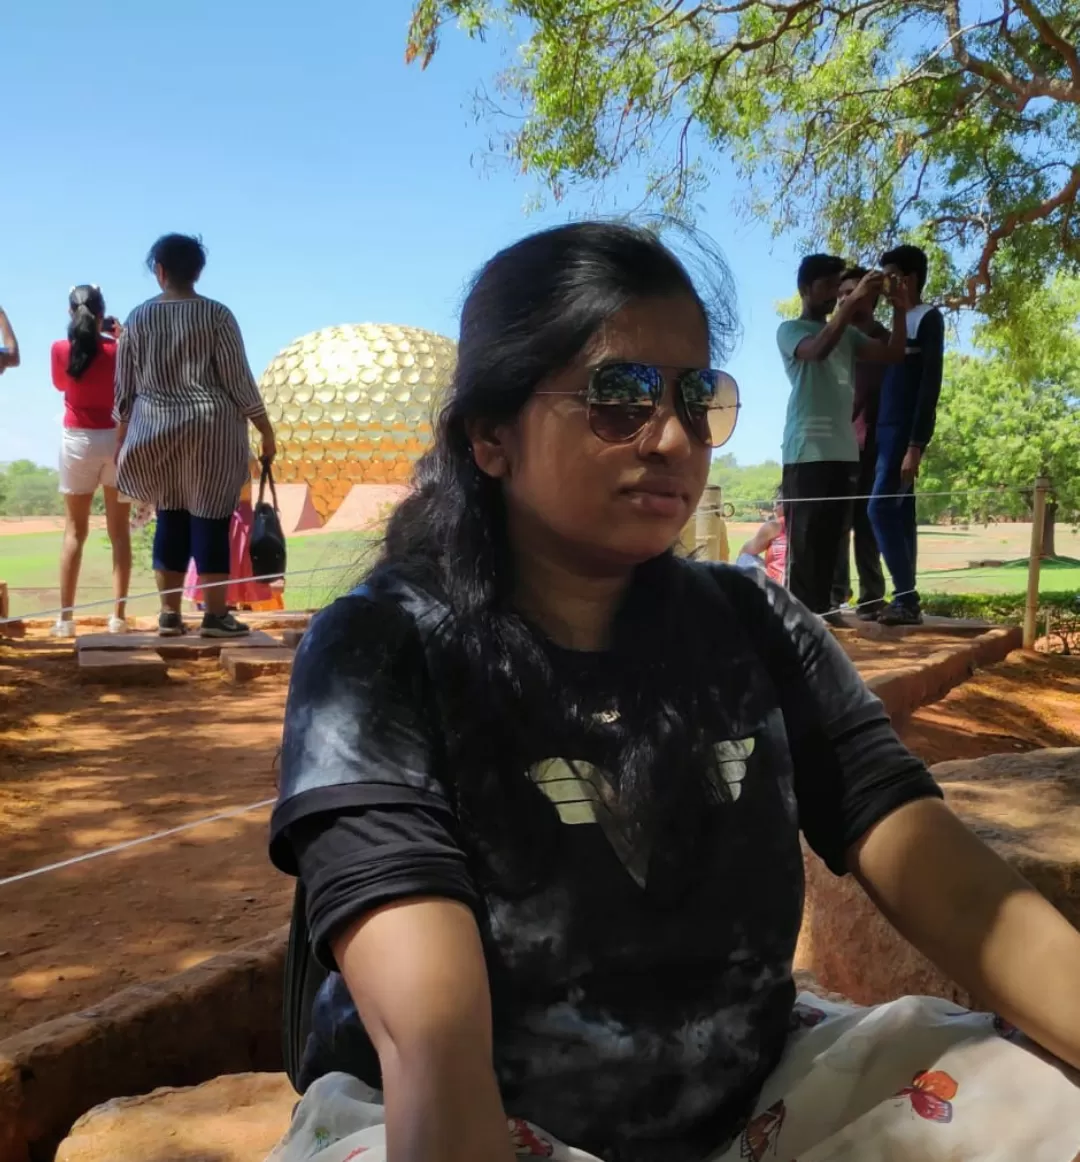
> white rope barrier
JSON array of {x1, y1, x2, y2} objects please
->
[
  {"x1": 0, "y1": 798, "x2": 275, "y2": 888},
  {"x1": 698, "y1": 485, "x2": 1033, "y2": 511},
  {"x1": 0, "y1": 563, "x2": 352, "y2": 626}
]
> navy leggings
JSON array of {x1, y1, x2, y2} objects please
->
[
  {"x1": 153, "y1": 509, "x2": 231, "y2": 575},
  {"x1": 867, "y1": 428, "x2": 918, "y2": 608}
]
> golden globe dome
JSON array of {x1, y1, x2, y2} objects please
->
[{"x1": 256, "y1": 323, "x2": 457, "y2": 521}]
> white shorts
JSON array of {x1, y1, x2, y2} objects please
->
[{"x1": 59, "y1": 428, "x2": 119, "y2": 496}]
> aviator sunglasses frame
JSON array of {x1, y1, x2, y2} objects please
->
[{"x1": 535, "y1": 362, "x2": 741, "y2": 448}]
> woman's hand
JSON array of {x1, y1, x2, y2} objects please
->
[
  {"x1": 850, "y1": 796, "x2": 1080, "y2": 1070},
  {"x1": 0, "y1": 305, "x2": 19, "y2": 372},
  {"x1": 332, "y1": 897, "x2": 515, "y2": 1162}
]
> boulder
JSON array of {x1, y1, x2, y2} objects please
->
[
  {"x1": 55, "y1": 1072, "x2": 295, "y2": 1162},
  {"x1": 796, "y1": 747, "x2": 1080, "y2": 1006}
]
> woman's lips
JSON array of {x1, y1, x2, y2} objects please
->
[{"x1": 621, "y1": 483, "x2": 688, "y2": 519}]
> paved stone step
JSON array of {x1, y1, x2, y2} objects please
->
[
  {"x1": 77, "y1": 650, "x2": 168, "y2": 686},
  {"x1": 282, "y1": 628, "x2": 306, "y2": 648},
  {"x1": 76, "y1": 630, "x2": 282, "y2": 660},
  {"x1": 220, "y1": 646, "x2": 295, "y2": 682}
]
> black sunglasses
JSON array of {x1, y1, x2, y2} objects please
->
[{"x1": 536, "y1": 362, "x2": 740, "y2": 448}]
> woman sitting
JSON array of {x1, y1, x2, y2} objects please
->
[{"x1": 269, "y1": 223, "x2": 1080, "y2": 1162}]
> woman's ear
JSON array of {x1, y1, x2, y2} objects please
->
[{"x1": 466, "y1": 417, "x2": 513, "y2": 479}]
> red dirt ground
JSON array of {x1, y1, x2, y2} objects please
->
[{"x1": 0, "y1": 632, "x2": 1077, "y2": 1039}]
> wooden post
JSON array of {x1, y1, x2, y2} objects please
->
[
  {"x1": 678, "y1": 518, "x2": 697, "y2": 556},
  {"x1": 697, "y1": 486, "x2": 722, "y2": 560},
  {"x1": 1022, "y1": 476, "x2": 1051, "y2": 650}
]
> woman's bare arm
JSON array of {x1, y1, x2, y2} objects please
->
[
  {"x1": 0, "y1": 306, "x2": 19, "y2": 369},
  {"x1": 332, "y1": 896, "x2": 515, "y2": 1162},
  {"x1": 850, "y1": 796, "x2": 1080, "y2": 1068},
  {"x1": 739, "y1": 519, "x2": 779, "y2": 559}
]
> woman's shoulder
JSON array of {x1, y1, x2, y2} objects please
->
[
  {"x1": 679, "y1": 557, "x2": 810, "y2": 636},
  {"x1": 51, "y1": 338, "x2": 70, "y2": 357},
  {"x1": 298, "y1": 568, "x2": 447, "y2": 667}
]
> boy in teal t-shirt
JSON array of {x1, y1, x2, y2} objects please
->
[{"x1": 776, "y1": 255, "x2": 906, "y2": 616}]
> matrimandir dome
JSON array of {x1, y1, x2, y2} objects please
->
[{"x1": 255, "y1": 322, "x2": 457, "y2": 521}]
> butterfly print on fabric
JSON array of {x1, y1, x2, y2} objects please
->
[
  {"x1": 508, "y1": 1117, "x2": 554, "y2": 1157},
  {"x1": 788, "y1": 1002, "x2": 827, "y2": 1032},
  {"x1": 740, "y1": 1099, "x2": 786, "y2": 1159},
  {"x1": 896, "y1": 1070, "x2": 958, "y2": 1122},
  {"x1": 529, "y1": 738, "x2": 757, "y2": 888}
]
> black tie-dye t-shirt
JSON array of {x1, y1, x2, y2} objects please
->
[{"x1": 270, "y1": 561, "x2": 940, "y2": 1162}]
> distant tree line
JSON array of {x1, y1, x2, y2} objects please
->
[{"x1": 0, "y1": 461, "x2": 105, "y2": 517}]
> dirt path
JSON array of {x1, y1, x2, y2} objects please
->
[
  {"x1": 0, "y1": 639, "x2": 293, "y2": 1037},
  {"x1": 0, "y1": 632, "x2": 1077, "y2": 1038}
]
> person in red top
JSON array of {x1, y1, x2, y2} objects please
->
[{"x1": 50, "y1": 285, "x2": 132, "y2": 637}]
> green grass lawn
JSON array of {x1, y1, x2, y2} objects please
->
[
  {"x1": 3, "y1": 526, "x2": 1076, "y2": 619},
  {"x1": 1, "y1": 529, "x2": 377, "y2": 618}
]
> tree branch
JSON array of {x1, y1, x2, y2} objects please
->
[
  {"x1": 947, "y1": 166, "x2": 1080, "y2": 307},
  {"x1": 1012, "y1": 0, "x2": 1080, "y2": 86}
]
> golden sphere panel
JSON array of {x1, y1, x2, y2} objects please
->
[{"x1": 256, "y1": 322, "x2": 456, "y2": 521}]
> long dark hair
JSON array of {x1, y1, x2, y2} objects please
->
[
  {"x1": 376, "y1": 221, "x2": 742, "y2": 892},
  {"x1": 67, "y1": 285, "x2": 106, "y2": 380}
]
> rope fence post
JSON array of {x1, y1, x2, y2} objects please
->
[
  {"x1": 1023, "y1": 475, "x2": 1051, "y2": 650},
  {"x1": 697, "y1": 485, "x2": 723, "y2": 561}
]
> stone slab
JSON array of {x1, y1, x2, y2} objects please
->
[
  {"x1": 0, "y1": 619, "x2": 25, "y2": 640},
  {"x1": 861, "y1": 627, "x2": 1020, "y2": 728},
  {"x1": 76, "y1": 650, "x2": 168, "y2": 686},
  {"x1": 55, "y1": 1073, "x2": 295, "y2": 1162},
  {"x1": 282, "y1": 628, "x2": 306, "y2": 648},
  {"x1": 0, "y1": 929, "x2": 287, "y2": 1162},
  {"x1": 76, "y1": 630, "x2": 282, "y2": 660},
  {"x1": 797, "y1": 748, "x2": 1080, "y2": 1008},
  {"x1": 851, "y1": 614, "x2": 996, "y2": 641},
  {"x1": 221, "y1": 647, "x2": 295, "y2": 682}
]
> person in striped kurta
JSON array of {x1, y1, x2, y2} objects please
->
[{"x1": 114, "y1": 234, "x2": 277, "y2": 639}]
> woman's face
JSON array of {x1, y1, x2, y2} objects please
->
[{"x1": 472, "y1": 295, "x2": 714, "y2": 573}]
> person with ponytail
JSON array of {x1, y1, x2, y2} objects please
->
[
  {"x1": 49, "y1": 284, "x2": 131, "y2": 636},
  {"x1": 269, "y1": 223, "x2": 1080, "y2": 1162}
]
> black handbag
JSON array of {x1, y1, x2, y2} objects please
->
[{"x1": 250, "y1": 459, "x2": 287, "y2": 583}]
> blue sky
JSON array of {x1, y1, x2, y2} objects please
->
[{"x1": 1, "y1": 0, "x2": 811, "y2": 468}]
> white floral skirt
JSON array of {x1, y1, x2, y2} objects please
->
[{"x1": 268, "y1": 994, "x2": 1080, "y2": 1162}]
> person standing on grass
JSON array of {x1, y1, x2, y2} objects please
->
[
  {"x1": 776, "y1": 255, "x2": 907, "y2": 620},
  {"x1": 49, "y1": 285, "x2": 132, "y2": 637},
  {"x1": 830, "y1": 266, "x2": 888, "y2": 620},
  {"x1": 870, "y1": 245, "x2": 946, "y2": 627},
  {"x1": 114, "y1": 234, "x2": 276, "y2": 639}
]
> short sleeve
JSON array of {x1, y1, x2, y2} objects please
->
[
  {"x1": 269, "y1": 588, "x2": 448, "y2": 874},
  {"x1": 708, "y1": 565, "x2": 942, "y2": 874},
  {"x1": 845, "y1": 325, "x2": 871, "y2": 352},
  {"x1": 776, "y1": 320, "x2": 809, "y2": 361},
  {"x1": 289, "y1": 806, "x2": 478, "y2": 968},
  {"x1": 213, "y1": 306, "x2": 266, "y2": 418}
]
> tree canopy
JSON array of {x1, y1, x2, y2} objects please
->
[
  {"x1": 920, "y1": 275, "x2": 1080, "y2": 549},
  {"x1": 407, "y1": 0, "x2": 1080, "y2": 314}
]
